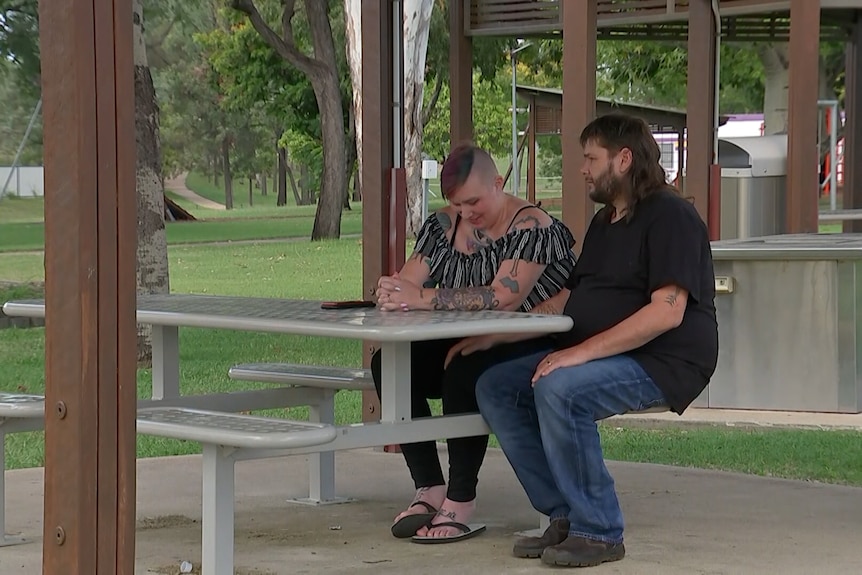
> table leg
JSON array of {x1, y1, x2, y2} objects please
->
[
  {"x1": 201, "y1": 444, "x2": 234, "y2": 575},
  {"x1": 379, "y1": 341, "x2": 412, "y2": 423},
  {"x1": 151, "y1": 325, "x2": 180, "y2": 400}
]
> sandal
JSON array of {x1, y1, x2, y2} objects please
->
[{"x1": 390, "y1": 500, "x2": 438, "y2": 538}]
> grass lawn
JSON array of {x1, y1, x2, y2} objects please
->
[
  {"x1": 1, "y1": 236, "x2": 861, "y2": 487},
  {"x1": 0, "y1": 201, "x2": 365, "y2": 253}
]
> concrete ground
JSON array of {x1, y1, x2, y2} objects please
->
[{"x1": 2, "y1": 438, "x2": 861, "y2": 575}]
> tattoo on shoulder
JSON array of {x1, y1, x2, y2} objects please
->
[
  {"x1": 664, "y1": 286, "x2": 682, "y2": 307},
  {"x1": 510, "y1": 214, "x2": 542, "y2": 231},
  {"x1": 430, "y1": 287, "x2": 500, "y2": 311},
  {"x1": 436, "y1": 212, "x2": 452, "y2": 231}
]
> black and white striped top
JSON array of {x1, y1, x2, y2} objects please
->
[{"x1": 413, "y1": 212, "x2": 577, "y2": 312}]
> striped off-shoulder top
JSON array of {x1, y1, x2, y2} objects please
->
[{"x1": 413, "y1": 209, "x2": 577, "y2": 312}]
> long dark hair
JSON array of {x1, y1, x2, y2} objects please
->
[{"x1": 580, "y1": 113, "x2": 675, "y2": 220}]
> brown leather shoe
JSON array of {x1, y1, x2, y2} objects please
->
[
  {"x1": 541, "y1": 535, "x2": 625, "y2": 567},
  {"x1": 512, "y1": 518, "x2": 570, "y2": 558}
]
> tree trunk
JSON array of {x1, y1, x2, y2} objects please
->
[
  {"x1": 300, "y1": 164, "x2": 312, "y2": 205},
  {"x1": 222, "y1": 137, "x2": 234, "y2": 209},
  {"x1": 344, "y1": 0, "x2": 433, "y2": 235},
  {"x1": 212, "y1": 151, "x2": 220, "y2": 187},
  {"x1": 286, "y1": 158, "x2": 302, "y2": 206},
  {"x1": 352, "y1": 166, "x2": 360, "y2": 201},
  {"x1": 344, "y1": 101, "x2": 357, "y2": 210},
  {"x1": 277, "y1": 142, "x2": 288, "y2": 206},
  {"x1": 232, "y1": 0, "x2": 347, "y2": 237},
  {"x1": 345, "y1": 0, "x2": 362, "y2": 203},
  {"x1": 260, "y1": 173, "x2": 267, "y2": 196},
  {"x1": 133, "y1": 0, "x2": 170, "y2": 365},
  {"x1": 248, "y1": 177, "x2": 253, "y2": 206},
  {"x1": 402, "y1": 0, "x2": 434, "y2": 236}
]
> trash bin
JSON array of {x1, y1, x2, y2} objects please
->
[{"x1": 717, "y1": 134, "x2": 787, "y2": 239}]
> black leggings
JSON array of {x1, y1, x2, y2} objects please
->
[{"x1": 370, "y1": 336, "x2": 554, "y2": 502}]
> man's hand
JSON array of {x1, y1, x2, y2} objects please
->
[
  {"x1": 444, "y1": 334, "x2": 507, "y2": 368},
  {"x1": 531, "y1": 345, "x2": 591, "y2": 385}
]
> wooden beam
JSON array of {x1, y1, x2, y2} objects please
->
[
  {"x1": 561, "y1": 0, "x2": 597, "y2": 246},
  {"x1": 39, "y1": 0, "x2": 137, "y2": 572},
  {"x1": 686, "y1": 0, "x2": 717, "y2": 223},
  {"x1": 787, "y1": 0, "x2": 821, "y2": 233},
  {"x1": 450, "y1": 0, "x2": 474, "y2": 145}
]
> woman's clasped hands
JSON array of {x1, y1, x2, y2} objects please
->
[{"x1": 376, "y1": 272, "x2": 423, "y2": 312}]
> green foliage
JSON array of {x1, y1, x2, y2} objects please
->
[
  {"x1": 0, "y1": 0, "x2": 39, "y2": 94},
  {"x1": 423, "y1": 72, "x2": 514, "y2": 160}
]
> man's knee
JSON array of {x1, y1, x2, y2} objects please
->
[{"x1": 533, "y1": 368, "x2": 587, "y2": 411}]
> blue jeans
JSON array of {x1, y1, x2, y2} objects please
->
[{"x1": 475, "y1": 348, "x2": 667, "y2": 545}]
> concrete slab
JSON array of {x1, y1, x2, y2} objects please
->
[{"x1": 2, "y1": 446, "x2": 861, "y2": 574}]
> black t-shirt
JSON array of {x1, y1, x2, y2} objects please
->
[{"x1": 555, "y1": 188, "x2": 718, "y2": 414}]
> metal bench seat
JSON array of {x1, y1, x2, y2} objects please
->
[
  {"x1": 136, "y1": 407, "x2": 337, "y2": 450},
  {"x1": 228, "y1": 362, "x2": 374, "y2": 391},
  {"x1": 0, "y1": 393, "x2": 45, "y2": 419}
]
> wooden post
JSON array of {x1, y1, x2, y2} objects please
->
[
  {"x1": 39, "y1": 0, "x2": 137, "y2": 572},
  {"x1": 787, "y1": 0, "x2": 821, "y2": 233},
  {"x1": 450, "y1": 0, "x2": 474, "y2": 145},
  {"x1": 561, "y1": 0, "x2": 597, "y2": 246},
  {"x1": 686, "y1": 0, "x2": 717, "y2": 223},
  {"x1": 361, "y1": 0, "x2": 399, "y2": 424}
]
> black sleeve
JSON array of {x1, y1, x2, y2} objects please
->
[{"x1": 645, "y1": 201, "x2": 707, "y2": 303}]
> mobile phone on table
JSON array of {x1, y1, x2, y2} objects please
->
[{"x1": 320, "y1": 300, "x2": 377, "y2": 310}]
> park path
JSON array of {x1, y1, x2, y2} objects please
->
[{"x1": 164, "y1": 172, "x2": 225, "y2": 210}]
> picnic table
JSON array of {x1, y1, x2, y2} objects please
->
[{"x1": 2, "y1": 293, "x2": 573, "y2": 574}]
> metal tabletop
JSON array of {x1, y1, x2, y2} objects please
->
[{"x1": 2, "y1": 293, "x2": 573, "y2": 341}]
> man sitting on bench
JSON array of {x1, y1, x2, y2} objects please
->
[{"x1": 448, "y1": 113, "x2": 719, "y2": 567}]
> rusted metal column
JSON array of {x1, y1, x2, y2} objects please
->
[
  {"x1": 561, "y1": 0, "x2": 597, "y2": 246},
  {"x1": 450, "y1": 0, "x2": 473, "y2": 145},
  {"x1": 843, "y1": 16, "x2": 862, "y2": 233},
  {"x1": 686, "y1": 0, "x2": 717, "y2": 224},
  {"x1": 787, "y1": 0, "x2": 821, "y2": 233},
  {"x1": 39, "y1": 0, "x2": 137, "y2": 572}
]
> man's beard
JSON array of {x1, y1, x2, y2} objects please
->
[{"x1": 587, "y1": 169, "x2": 621, "y2": 205}]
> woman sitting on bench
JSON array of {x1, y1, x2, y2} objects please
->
[{"x1": 372, "y1": 143, "x2": 577, "y2": 543}]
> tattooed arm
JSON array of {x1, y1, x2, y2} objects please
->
[
  {"x1": 426, "y1": 207, "x2": 553, "y2": 311},
  {"x1": 540, "y1": 284, "x2": 688, "y2": 370}
]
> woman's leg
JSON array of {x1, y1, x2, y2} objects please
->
[
  {"x1": 371, "y1": 338, "x2": 457, "y2": 529},
  {"x1": 422, "y1": 338, "x2": 556, "y2": 537}
]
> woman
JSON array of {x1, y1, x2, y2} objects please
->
[{"x1": 371, "y1": 143, "x2": 576, "y2": 543}]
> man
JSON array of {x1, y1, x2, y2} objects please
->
[{"x1": 451, "y1": 113, "x2": 718, "y2": 566}]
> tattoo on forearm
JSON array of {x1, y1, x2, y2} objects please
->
[
  {"x1": 511, "y1": 215, "x2": 541, "y2": 230},
  {"x1": 430, "y1": 287, "x2": 500, "y2": 310},
  {"x1": 500, "y1": 276, "x2": 520, "y2": 294},
  {"x1": 510, "y1": 259, "x2": 520, "y2": 278},
  {"x1": 664, "y1": 287, "x2": 681, "y2": 307}
]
